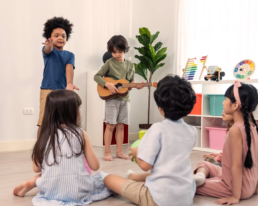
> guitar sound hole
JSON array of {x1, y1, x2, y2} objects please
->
[{"x1": 116, "y1": 83, "x2": 122, "y2": 90}]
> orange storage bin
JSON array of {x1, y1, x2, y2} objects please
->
[{"x1": 190, "y1": 94, "x2": 202, "y2": 115}]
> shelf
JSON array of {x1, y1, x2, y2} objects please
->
[
  {"x1": 189, "y1": 79, "x2": 258, "y2": 85},
  {"x1": 193, "y1": 147, "x2": 222, "y2": 153},
  {"x1": 188, "y1": 114, "x2": 201, "y2": 117},
  {"x1": 202, "y1": 115, "x2": 222, "y2": 118}
]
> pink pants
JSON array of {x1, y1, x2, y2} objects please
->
[{"x1": 194, "y1": 161, "x2": 232, "y2": 198}]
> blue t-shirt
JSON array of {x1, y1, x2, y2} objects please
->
[
  {"x1": 40, "y1": 46, "x2": 75, "y2": 90},
  {"x1": 138, "y1": 118, "x2": 197, "y2": 206}
]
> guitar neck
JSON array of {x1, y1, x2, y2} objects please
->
[{"x1": 122, "y1": 82, "x2": 153, "y2": 88}]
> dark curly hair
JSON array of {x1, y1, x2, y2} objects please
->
[
  {"x1": 154, "y1": 75, "x2": 196, "y2": 121},
  {"x1": 107, "y1": 35, "x2": 129, "y2": 53},
  {"x1": 225, "y1": 83, "x2": 258, "y2": 169},
  {"x1": 43, "y1": 17, "x2": 73, "y2": 41}
]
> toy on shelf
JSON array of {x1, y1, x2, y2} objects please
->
[
  {"x1": 233, "y1": 59, "x2": 255, "y2": 80},
  {"x1": 182, "y1": 55, "x2": 208, "y2": 81},
  {"x1": 204, "y1": 66, "x2": 225, "y2": 82}
]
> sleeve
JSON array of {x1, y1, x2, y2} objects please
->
[
  {"x1": 137, "y1": 124, "x2": 161, "y2": 165},
  {"x1": 94, "y1": 61, "x2": 110, "y2": 88},
  {"x1": 128, "y1": 62, "x2": 135, "y2": 83},
  {"x1": 67, "y1": 53, "x2": 75, "y2": 69}
]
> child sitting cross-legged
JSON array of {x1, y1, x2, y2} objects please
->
[
  {"x1": 104, "y1": 75, "x2": 197, "y2": 206},
  {"x1": 194, "y1": 81, "x2": 258, "y2": 205},
  {"x1": 13, "y1": 90, "x2": 112, "y2": 205}
]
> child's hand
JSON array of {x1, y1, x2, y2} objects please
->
[
  {"x1": 215, "y1": 196, "x2": 239, "y2": 205},
  {"x1": 128, "y1": 147, "x2": 138, "y2": 162},
  {"x1": 66, "y1": 83, "x2": 79, "y2": 91},
  {"x1": 42, "y1": 38, "x2": 57, "y2": 47},
  {"x1": 136, "y1": 81, "x2": 145, "y2": 90},
  {"x1": 105, "y1": 82, "x2": 119, "y2": 94}
]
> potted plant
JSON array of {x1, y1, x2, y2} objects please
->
[{"x1": 134, "y1": 27, "x2": 167, "y2": 129}]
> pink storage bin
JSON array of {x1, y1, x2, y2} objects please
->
[{"x1": 205, "y1": 126, "x2": 227, "y2": 150}]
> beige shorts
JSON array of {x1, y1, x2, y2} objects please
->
[
  {"x1": 121, "y1": 180, "x2": 157, "y2": 206},
  {"x1": 37, "y1": 89, "x2": 52, "y2": 126}
]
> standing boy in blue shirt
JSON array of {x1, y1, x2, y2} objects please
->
[{"x1": 38, "y1": 17, "x2": 78, "y2": 138}]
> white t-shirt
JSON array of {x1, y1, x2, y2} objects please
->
[{"x1": 138, "y1": 118, "x2": 196, "y2": 206}]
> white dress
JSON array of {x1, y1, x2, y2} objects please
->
[{"x1": 32, "y1": 129, "x2": 112, "y2": 206}]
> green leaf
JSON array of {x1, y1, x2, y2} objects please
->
[
  {"x1": 134, "y1": 63, "x2": 148, "y2": 80},
  {"x1": 135, "y1": 47, "x2": 152, "y2": 61},
  {"x1": 139, "y1": 27, "x2": 151, "y2": 38},
  {"x1": 153, "y1": 54, "x2": 167, "y2": 67},
  {"x1": 152, "y1": 63, "x2": 165, "y2": 74},
  {"x1": 154, "y1": 42, "x2": 162, "y2": 52},
  {"x1": 150, "y1": 31, "x2": 160, "y2": 45},
  {"x1": 155, "y1": 47, "x2": 167, "y2": 59},
  {"x1": 135, "y1": 47, "x2": 147, "y2": 56},
  {"x1": 148, "y1": 44, "x2": 155, "y2": 62},
  {"x1": 135, "y1": 55, "x2": 153, "y2": 71},
  {"x1": 136, "y1": 34, "x2": 150, "y2": 47}
]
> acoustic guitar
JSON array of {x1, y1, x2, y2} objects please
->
[{"x1": 97, "y1": 77, "x2": 158, "y2": 100}]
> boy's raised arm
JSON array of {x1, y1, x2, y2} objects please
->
[{"x1": 42, "y1": 38, "x2": 57, "y2": 55}]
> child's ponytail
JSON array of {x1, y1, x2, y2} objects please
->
[{"x1": 241, "y1": 103, "x2": 253, "y2": 169}]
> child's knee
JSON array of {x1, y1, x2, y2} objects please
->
[
  {"x1": 106, "y1": 124, "x2": 116, "y2": 132},
  {"x1": 116, "y1": 123, "x2": 124, "y2": 130}
]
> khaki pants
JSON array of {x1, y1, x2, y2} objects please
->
[
  {"x1": 121, "y1": 180, "x2": 157, "y2": 206},
  {"x1": 37, "y1": 89, "x2": 52, "y2": 126}
]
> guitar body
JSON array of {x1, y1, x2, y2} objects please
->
[{"x1": 97, "y1": 77, "x2": 129, "y2": 100}]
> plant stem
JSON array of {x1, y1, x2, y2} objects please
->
[{"x1": 148, "y1": 72, "x2": 152, "y2": 125}]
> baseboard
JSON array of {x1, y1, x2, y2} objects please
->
[
  {"x1": 0, "y1": 134, "x2": 139, "y2": 152},
  {"x1": 0, "y1": 139, "x2": 36, "y2": 152},
  {"x1": 129, "y1": 133, "x2": 139, "y2": 141}
]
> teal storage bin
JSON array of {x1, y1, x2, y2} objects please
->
[{"x1": 207, "y1": 94, "x2": 225, "y2": 116}]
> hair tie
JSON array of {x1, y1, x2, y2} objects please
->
[{"x1": 233, "y1": 81, "x2": 242, "y2": 107}]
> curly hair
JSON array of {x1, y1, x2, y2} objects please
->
[
  {"x1": 107, "y1": 35, "x2": 129, "y2": 53},
  {"x1": 225, "y1": 83, "x2": 258, "y2": 169},
  {"x1": 154, "y1": 75, "x2": 196, "y2": 121},
  {"x1": 43, "y1": 17, "x2": 73, "y2": 41}
]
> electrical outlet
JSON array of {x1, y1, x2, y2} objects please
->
[{"x1": 23, "y1": 107, "x2": 34, "y2": 115}]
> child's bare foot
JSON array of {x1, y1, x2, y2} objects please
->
[
  {"x1": 104, "y1": 153, "x2": 113, "y2": 161},
  {"x1": 116, "y1": 152, "x2": 130, "y2": 160},
  {"x1": 13, "y1": 181, "x2": 34, "y2": 197},
  {"x1": 13, "y1": 174, "x2": 39, "y2": 197}
]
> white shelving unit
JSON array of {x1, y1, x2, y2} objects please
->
[{"x1": 184, "y1": 79, "x2": 258, "y2": 153}]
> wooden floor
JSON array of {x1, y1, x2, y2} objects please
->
[{"x1": 1, "y1": 143, "x2": 258, "y2": 206}]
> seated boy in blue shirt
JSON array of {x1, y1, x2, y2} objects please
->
[
  {"x1": 104, "y1": 75, "x2": 197, "y2": 206},
  {"x1": 38, "y1": 17, "x2": 78, "y2": 138}
]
